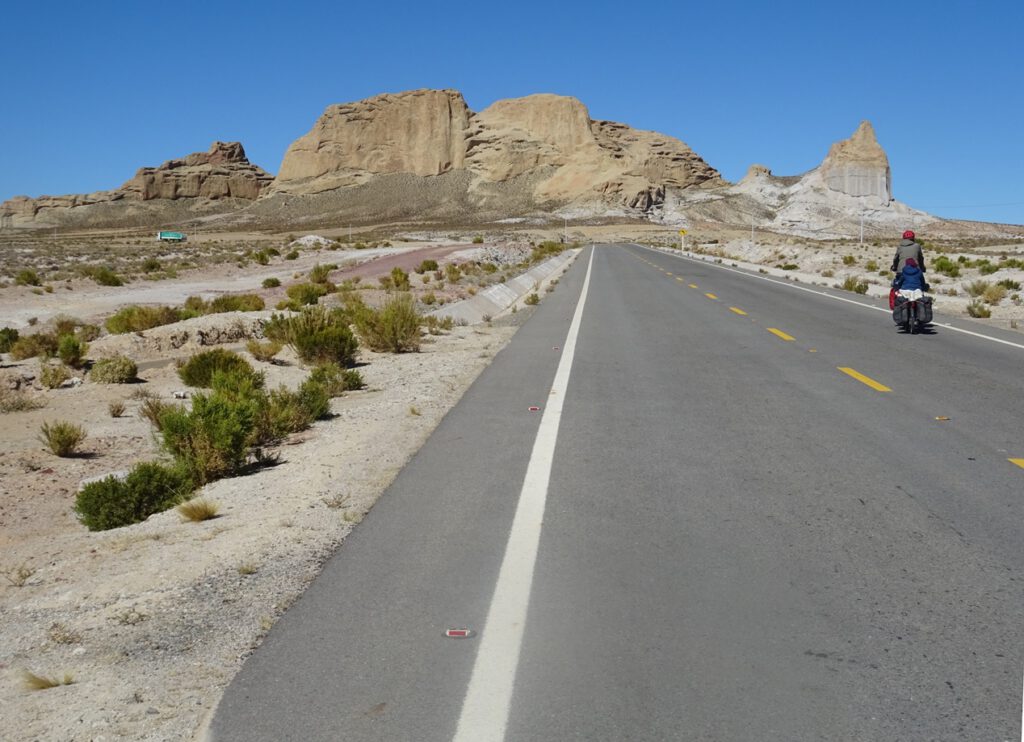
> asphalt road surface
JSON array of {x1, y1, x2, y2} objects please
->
[{"x1": 208, "y1": 244, "x2": 1023, "y2": 741}]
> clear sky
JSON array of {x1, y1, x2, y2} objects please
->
[{"x1": 2, "y1": 0, "x2": 1022, "y2": 225}]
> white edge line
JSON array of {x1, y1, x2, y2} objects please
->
[
  {"x1": 634, "y1": 244, "x2": 1024, "y2": 352},
  {"x1": 452, "y1": 247, "x2": 595, "y2": 742}
]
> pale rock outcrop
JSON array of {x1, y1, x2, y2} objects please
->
[
  {"x1": 1, "y1": 142, "x2": 273, "y2": 221},
  {"x1": 275, "y1": 89, "x2": 472, "y2": 193},
  {"x1": 819, "y1": 120, "x2": 891, "y2": 202}
]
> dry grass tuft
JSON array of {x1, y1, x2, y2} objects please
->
[
  {"x1": 0, "y1": 386, "x2": 45, "y2": 413},
  {"x1": 177, "y1": 498, "x2": 220, "y2": 522},
  {"x1": 3, "y1": 562, "x2": 37, "y2": 586},
  {"x1": 21, "y1": 669, "x2": 75, "y2": 691},
  {"x1": 108, "y1": 400, "x2": 126, "y2": 418}
]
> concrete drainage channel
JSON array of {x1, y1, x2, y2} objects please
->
[{"x1": 428, "y1": 248, "x2": 583, "y2": 325}]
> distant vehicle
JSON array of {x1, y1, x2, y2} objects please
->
[{"x1": 156, "y1": 231, "x2": 187, "y2": 243}]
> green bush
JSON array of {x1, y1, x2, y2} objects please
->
[
  {"x1": 246, "y1": 339, "x2": 283, "y2": 363},
  {"x1": 159, "y1": 388, "x2": 260, "y2": 484},
  {"x1": 840, "y1": 276, "x2": 868, "y2": 294},
  {"x1": 414, "y1": 259, "x2": 439, "y2": 274},
  {"x1": 445, "y1": 264, "x2": 462, "y2": 283},
  {"x1": 354, "y1": 293, "x2": 421, "y2": 352},
  {"x1": 40, "y1": 364, "x2": 71, "y2": 389},
  {"x1": 964, "y1": 280, "x2": 990, "y2": 298},
  {"x1": 90, "y1": 355, "x2": 138, "y2": 383},
  {"x1": 265, "y1": 307, "x2": 359, "y2": 366},
  {"x1": 208, "y1": 294, "x2": 266, "y2": 313},
  {"x1": 57, "y1": 335, "x2": 88, "y2": 368},
  {"x1": 141, "y1": 257, "x2": 162, "y2": 273},
  {"x1": 472, "y1": 235, "x2": 484, "y2": 244},
  {"x1": 308, "y1": 362, "x2": 364, "y2": 396},
  {"x1": 76, "y1": 324, "x2": 101, "y2": 342},
  {"x1": 309, "y1": 263, "x2": 334, "y2": 284},
  {"x1": 286, "y1": 282, "x2": 329, "y2": 307},
  {"x1": 253, "y1": 251, "x2": 270, "y2": 266},
  {"x1": 9, "y1": 332, "x2": 58, "y2": 360},
  {"x1": 933, "y1": 255, "x2": 960, "y2": 277},
  {"x1": 177, "y1": 349, "x2": 262, "y2": 388},
  {"x1": 39, "y1": 420, "x2": 86, "y2": 456},
  {"x1": 15, "y1": 269, "x2": 41, "y2": 286},
  {"x1": 86, "y1": 266, "x2": 124, "y2": 286},
  {"x1": 391, "y1": 267, "x2": 410, "y2": 291},
  {"x1": 997, "y1": 279, "x2": 1021, "y2": 291},
  {"x1": 0, "y1": 327, "x2": 19, "y2": 353},
  {"x1": 982, "y1": 284, "x2": 1007, "y2": 305},
  {"x1": 524, "y1": 292, "x2": 540, "y2": 305},
  {"x1": 52, "y1": 314, "x2": 80, "y2": 337},
  {"x1": 285, "y1": 250, "x2": 300, "y2": 260},
  {"x1": 530, "y1": 241, "x2": 567, "y2": 263},
  {"x1": 842, "y1": 255, "x2": 856, "y2": 266},
  {"x1": 105, "y1": 305, "x2": 185, "y2": 334},
  {"x1": 74, "y1": 462, "x2": 194, "y2": 531},
  {"x1": 262, "y1": 277, "x2": 281, "y2": 289}
]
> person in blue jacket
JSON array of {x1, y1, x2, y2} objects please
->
[{"x1": 893, "y1": 257, "x2": 929, "y2": 293}]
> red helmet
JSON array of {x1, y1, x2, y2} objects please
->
[{"x1": 902, "y1": 230, "x2": 916, "y2": 239}]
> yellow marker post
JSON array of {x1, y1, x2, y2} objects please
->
[
  {"x1": 767, "y1": 328, "x2": 795, "y2": 341},
  {"x1": 838, "y1": 367, "x2": 892, "y2": 392},
  {"x1": 729, "y1": 307, "x2": 747, "y2": 316}
]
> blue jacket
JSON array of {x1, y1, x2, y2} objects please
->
[{"x1": 894, "y1": 264, "x2": 925, "y2": 291}]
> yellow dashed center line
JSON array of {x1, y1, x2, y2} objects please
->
[
  {"x1": 838, "y1": 367, "x2": 892, "y2": 392},
  {"x1": 666, "y1": 272, "x2": 673, "y2": 276},
  {"x1": 688, "y1": 283, "x2": 698, "y2": 289},
  {"x1": 705, "y1": 293, "x2": 718, "y2": 300},
  {"x1": 676, "y1": 277, "x2": 685, "y2": 282},
  {"x1": 1010, "y1": 458, "x2": 1024, "y2": 470},
  {"x1": 767, "y1": 328, "x2": 795, "y2": 341},
  {"x1": 729, "y1": 307, "x2": 747, "y2": 315}
]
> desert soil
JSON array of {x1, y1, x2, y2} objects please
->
[{"x1": 0, "y1": 241, "x2": 560, "y2": 742}]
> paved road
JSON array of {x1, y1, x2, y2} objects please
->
[{"x1": 207, "y1": 244, "x2": 1023, "y2": 741}]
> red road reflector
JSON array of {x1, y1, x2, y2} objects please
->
[
  {"x1": 529, "y1": 406, "x2": 540, "y2": 412},
  {"x1": 445, "y1": 629, "x2": 474, "y2": 639},
  {"x1": 553, "y1": 346, "x2": 559, "y2": 350}
]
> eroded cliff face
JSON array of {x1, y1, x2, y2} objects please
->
[
  {"x1": 273, "y1": 89, "x2": 722, "y2": 211},
  {"x1": 1, "y1": 142, "x2": 273, "y2": 222},
  {"x1": 819, "y1": 120, "x2": 892, "y2": 202}
]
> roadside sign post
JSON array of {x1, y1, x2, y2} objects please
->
[{"x1": 679, "y1": 228, "x2": 687, "y2": 251}]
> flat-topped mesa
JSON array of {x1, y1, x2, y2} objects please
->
[
  {"x1": 819, "y1": 120, "x2": 892, "y2": 202},
  {"x1": 274, "y1": 89, "x2": 473, "y2": 191}
]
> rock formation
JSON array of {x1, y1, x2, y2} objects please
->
[
  {"x1": 272, "y1": 89, "x2": 722, "y2": 212},
  {"x1": 819, "y1": 121, "x2": 891, "y2": 203},
  {"x1": 2, "y1": 142, "x2": 273, "y2": 224}
]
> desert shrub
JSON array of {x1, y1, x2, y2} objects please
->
[
  {"x1": 76, "y1": 324, "x2": 101, "y2": 342},
  {"x1": 140, "y1": 398, "x2": 178, "y2": 430},
  {"x1": 285, "y1": 250, "x2": 299, "y2": 260},
  {"x1": 86, "y1": 266, "x2": 124, "y2": 286},
  {"x1": 982, "y1": 284, "x2": 1007, "y2": 305},
  {"x1": 414, "y1": 259, "x2": 439, "y2": 274},
  {"x1": 286, "y1": 282, "x2": 328, "y2": 307},
  {"x1": 57, "y1": 335, "x2": 88, "y2": 368},
  {"x1": 51, "y1": 314, "x2": 80, "y2": 337},
  {"x1": 265, "y1": 307, "x2": 359, "y2": 366},
  {"x1": 421, "y1": 292, "x2": 437, "y2": 305},
  {"x1": 472, "y1": 235, "x2": 484, "y2": 244},
  {"x1": 524, "y1": 292, "x2": 540, "y2": 305},
  {"x1": 480, "y1": 262, "x2": 498, "y2": 274},
  {"x1": 178, "y1": 349, "x2": 261, "y2": 388},
  {"x1": 354, "y1": 293, "x2": 421, "y2": 352},
  {"x1": 39, "y1": 420, "x2": 86, "y2": 456},
  {"x1": 207, "y1": 294, "x2": 265, "y2": 313},
  {"x1": 253, "y1": 251, "x2": 270, "y2": 266},
  {"x1": 10, "y1": 332, "x2": 58, "y2": 360},
  {"x1": 74, "y1": 461, "x2": 194, "y2": 531},
  {"x1": 865, "y1": 260, "x2": 879, "y2": 271},
  {"x1": 142, "y1": 257, "x2": 162, "y2": 272},
  {"x1": 966, "y1": 301, "x2": 991, "y2": 318},
  {"x1": 0, "y1": 387, "x2": 44, "y2": 413},
  {"x1": 15, "y1": 269, "x2": 41, "y2": 286},
  {"x1": 933, "y1": 256, "x2": 960, "y2": 277},
  {"x1": 108, "y1": 400, "x2": 126, "y2": 417},
  {"x1": 246, "y1": 339, "x2": 283, "y2": 363},
  {"x1": 997, "y1": 278, "x2": 1021, "y2": 291},
  {"x1": 530, "y1": 241, "x2": 567, "y2": 263},
  {"x1": 820, "y1": 269, "x2": 834, "y2": 278},
  {"x1": 177, "y1": 498, "x2": 219, "y2": 522},
  {"x1": 105, "y1": 305, "x2": 185, "y2": 334},
  {"x1": 40, "y1": 364, "x2": 71, "y2": 389},
  {"x1": 391, "y1": 267, "x2": 410, "y2": 291},
  {"x1": 307, "y1": 362, "x2": 364, "y2": 396},
  {"x1": 308, "y1": 263, "x2": 334, "y2": 284},
  {"x1": 159, "y1": 389, "x2": 259, "y2": 484},
  {"x1": 445, "y1": 264, "x2": 462, "y2": 283},
  {"x1": 0, "y1": 327, "x2": 19, "y2": 353},
  {"x1": 978, "y1": 262, "x2": 999, "y2": 275},
  {"x1": 90, "y1": 355, "x2": 138, "y2": 383},
  {"x1": 781, "y1": 264, "x2": 799, "y2": 271},
  {"x1": 964, "y1": 280, "x2": 990, "y2": 298},
  {"x1": 262, "y1": 277, "x2": 281, "y2": 289},
  {"x1": 839, "y1": 276, "x2": 869, "y2": 294},
  {"x1": 422, "y1": 315, "x2": 454, "y2": 335},
  {"x1": 842, "y1": 255, "x2": 856, "y2": 265}
]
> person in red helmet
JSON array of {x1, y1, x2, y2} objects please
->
[{"x1": 890, "y1": 230, "x2": 926, "y2": 274}]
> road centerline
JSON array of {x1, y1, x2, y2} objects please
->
[
  {"x1": 838, "y1": 366, "x2": 892, "y2": 392},
  {"x1": 767, "y1": 327, "x2": 795, "y2": 341},
  {"x1": 452, "y1": 248, "x2": 595, "y2": 742}
]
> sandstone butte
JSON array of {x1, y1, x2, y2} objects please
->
[{"x1": 0, "y1": 89, "x2": 896, "y2": 226}]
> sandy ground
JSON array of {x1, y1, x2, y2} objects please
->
[{"x1": 0, "y1": 236, "x2": 570, "y2": 741}]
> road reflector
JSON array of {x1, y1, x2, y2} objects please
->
[
  {"x1": 767, "y1": 328, "x2": 795, "y2": 341},
  {"x1": 935, "y1": 416, "x2": 950, "y2": 421},
  {"x1": 838, "y1": 367, "x2": 892, "y2": 392},
  {"x1": 445, "y1": 629, "x2": 474, "y2": 639},
  {"x1": 529, "y1": 406, "x2": 540, "y2": 412}
]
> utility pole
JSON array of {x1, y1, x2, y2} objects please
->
[
  {"x1": 563, "y1": 218, "x2": 568, "y2": 244},
  {"x1": 860, "y1": 213, "x2": 864, "y2": 247}
]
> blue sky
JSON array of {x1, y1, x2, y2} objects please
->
[{"x1": 2, "y1": 0, "x2": 1022, "y2": 225}]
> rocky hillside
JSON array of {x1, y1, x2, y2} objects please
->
[{"x1": 1, "y1": 142, "x2": 273, "y2": 228}]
